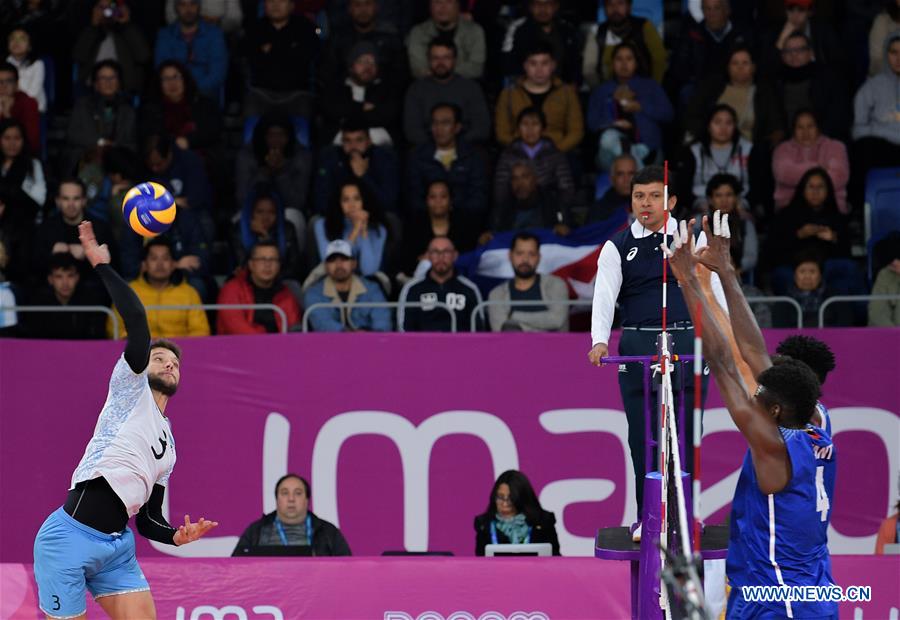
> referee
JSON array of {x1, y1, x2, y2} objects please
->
[{"x1": 588, "y1": 165, "x2": 719, "y2": 541}]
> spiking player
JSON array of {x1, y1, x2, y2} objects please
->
[
  {"x1": 33, "y1": 222, "x2": 218, "y2": 620},
  {"x1": 664, "y1": 213, "x2": 837, "y2": 619}
]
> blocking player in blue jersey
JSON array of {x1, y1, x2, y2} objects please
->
[
  {"x1": 32, "y1": 222, "x2": 218, "y2": 620},
  {"x1": 664, "y1": 213, "x2": 837, "y2": 619}
]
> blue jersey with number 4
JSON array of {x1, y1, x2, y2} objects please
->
[{"x1": 726, "y1": 422, "x2": 836, "y2": 618}]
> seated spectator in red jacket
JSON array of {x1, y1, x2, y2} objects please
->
[
  {"x1": 0, "y1": 61, "x2": 39, "y2": 154},
  {"x1": 217, "y1": 240, "x2": 300, "y2": 334},
  {"x1": 773, "y1": 109, "x2": 849, "y2": 213}
]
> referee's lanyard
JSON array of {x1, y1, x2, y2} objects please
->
[
  {"x1": 274, "y1": 515, "x2": 313, "y2": 547},
  {"x1": 490, "y1": 520, "x2": 532, "y2": 544}
]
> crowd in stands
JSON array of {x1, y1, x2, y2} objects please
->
[{"x1": 1, "y1": 0, "x2": 899, "y2": 338}]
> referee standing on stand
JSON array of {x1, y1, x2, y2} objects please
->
[{"x1": 588, "y1": 165, "x2": 720, "y2": 542}]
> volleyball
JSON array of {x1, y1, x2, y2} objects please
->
[{"x1": 122, "y1": 181, "x2": 177, "y2": 238}]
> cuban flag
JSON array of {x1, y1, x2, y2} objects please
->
[{"x1": 455, "y1": 210, "x2": 630, "y2": 299}]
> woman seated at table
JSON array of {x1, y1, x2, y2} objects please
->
[{"x1": 474, "y1": 470, "x2": 561, "y2": 556}]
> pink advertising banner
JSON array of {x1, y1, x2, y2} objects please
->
[
  {"x1": 2, "y1": 556, "x2": 898, "y2": 620},
  {"x1": 0, "y1": 330, "x2": 898, "y2": 564}
]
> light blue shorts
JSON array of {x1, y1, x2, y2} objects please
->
[{"x1": 33, "y1": 507, "x2": 149, "y2": 618}]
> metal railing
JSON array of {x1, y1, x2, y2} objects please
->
[
  {"x1": 818, "y1": 294, "x2": 900, "y2": 328},
  {"x1": 745, "y1": 296, "x2": 803, "y2": 329},
  {"x1": 0, "y1": 303, "x2": 290, "y2": 336},
  {"x1": 144, "y1": 304, "x2": 290, "y2": 334},
  {"x1": 469, "y1": 299, "x2": 592, "y2": 332},
  {"x1": 0, "y1": 305, "x2": 121, "y2": 338},
  {"x1": 302, "y1": 301, "x2": 457, "y2": 333}
]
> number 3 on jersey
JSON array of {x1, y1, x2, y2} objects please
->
[{"x1": 815, "y1": 465, "x2": 830, "y2": 522}]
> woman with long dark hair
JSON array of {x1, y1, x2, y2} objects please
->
[
  {"x1": 141, "y1": 60, "x2": 222, "y2": 153},
  {"x1": 678, "y1": 103, "x2": 753, "y2": 213},
  {"x1": 0, "y1": 117, "x2": 44, "y2": 210},
  {"x1": 473, "y1": 470, "x2": 561, "y2": 556},
  {"x1": 314, "y1": 179, "x2": 387, "y2": 276}
]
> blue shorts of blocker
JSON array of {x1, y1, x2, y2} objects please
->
[{"x1": 33, "y1": 506, "x2": 149, "y2": 618}]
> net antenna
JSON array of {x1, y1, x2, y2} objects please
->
[{"x1": 658, "y1": 163, "x2": 708, "y2": 620}]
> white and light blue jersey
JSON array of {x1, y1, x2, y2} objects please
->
[
  {"x1": 71, "y1": 355, "x2": 176, "y2": 517},
  {"x1": 727, "y1": 422, "x2": 836, "y2": 618}
]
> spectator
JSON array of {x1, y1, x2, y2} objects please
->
[
  {"x1": 487, "y1": 161, "x2": 570, "y2": 237},
  {"x1": 761, "y1": 0, "x2": 845, "y2": 79},
  {"x1": 407, "y1": 0, "x2": 486, "y2": 80},
  {"x1": 243, "y1": 0, "x2": 319, "y2": 115},
  {"x1": 63, "y1": 60, "x2": 138, "y2": 178},
  {"x1": 217, "y1": 240, "x2": 301, "y2": 334},
  {"x1": 400, "y1": 179, "x2": 479, "y2": 277},
  {"x1": 774, "y1": 31, "x2": 850, "y2": 140},
  {"x1": 501, "y1": 0, "x2": 580, "y2": 83},
  {"x1": 702, "y1": 174, "x2": 758, "y2": 273},
  {"x1": 678, "y1": 104, "x2": 753, "y2": 213},
  {"x1": 773, "y1": 109, "x2": 849, "y2": 212},
  {"x1": 666, "y1": 0, "x2": 753, "y2": 101},
  {"x1": 314, "y1": 179, "x2": 387, "y2": 276},
  {"x1": 0, "y1": 61, "x2": 39, "y2": 153},
  {"x1": 6, "y1": 28, "x2": 45, "y2": 113},
  {"x1": 487, "y1": 232, "x2": 569, "y2": 332},
  {"x1": 314, "y1": 121, "x2": 399, "y2": 215},
  {"x1": 24, "y1": 252, "x2": 107, "y2": 339},
  {"x1": 585, "y1": 153, "x2": 636, "y2": 224},
  {"x1": 851, "y1": 32, "x2": 900, "y2": 191},
  {"x1": 154, "y1": 0, "x2": 227, "y2": 100},
  {"x1": 144, "y1": 133, "x2": 212, "y2": 215},
  {"x1": 684, "y1": 45, "x2": 785, "y2": 149},
  {"x1": 109, "y1": 237, "x2": 210, "y2": 338},
  {"x1": 0, "y1": 247, "x2": 17, "y2": 335},
  {"x1": 398, "y1": 235, "x2": 484, "y2": 332},
  {"x1": 407, "y1": 103, "x2": 488, "y2": 217},
  {"x1": 327, "y1": 0, "x2": 411, "y2": 37},
  {"x1": 474, "y1": 469, "x2": 561, "y2": 556},
  {"x1": 403, "y1": 37, "x2": 490, "y2": 146},
  {"x1": 320, "y1": 0, "x2": 408, "y2": 89},
  {"x1": 494, "y1": 107, "x2": 573, "y2": 211},
  {"x1": 582, "y1": 0, "x2": 667, "y2": 87},
  {"x1": 0, "y1": 184, "x2": 35, "y2": 285},
  {"x1": 303, "y1": 239, "x2": 391, "y2": 332},
  {"x1": 495, "y1": 42, "x2": 583, "y2": 152},
  {"x1": 141, "y1": 60, "x2": 223, "y2": 153},
  {"x1": 718, "y1": 219, "x2": 772, "y2": 327},
  {"x1": 234, "y1": 189, "x2": 302, "y2": 280},
  {"x1": 869, "y1": 249, "x2": 900, "y2": 327},
  {"x1": 587, "y1": 41, "x2": 673, "y2": 170},
  {"x1": 320, "y1": 42, "x2": 402, "y2": 146},
  {"x1": 0, "y1": 118, "x2": 45, "y2": 209},
  {"x1": 232, "y1": 474, "x2": 351, "y2": 556},
  {"x1": 869, "y1": 0, "x2": 900, "y2": 75},
  {"x1": 32, "y1": 178, "x2": 114, "y2": 283},
  {"x1": 72, "y1": 0, "x2": 151, "y2": 94},
  {"x1": 235, "y1": 111, "x2": 312, "y2": 217},
  {"x1": 165, "y1": 0, "x2": 243, "y2": 35},
  {"x1": 767, "y1": 167, "x2": 850, "y2": 269},
  {"x1": 774, "y1": 252, "x2": 852, "y2": 327}
]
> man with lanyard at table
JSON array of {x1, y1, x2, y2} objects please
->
[
  {"x1": 588, "y1": 165, "x2": 725, "y2": 542},
  {"x1": 232, "y1": 474, "x2": 352, "y2": 556}
]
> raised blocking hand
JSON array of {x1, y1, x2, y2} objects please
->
[
  {"x1": 661, "y1": 219, "x2": 699, "y2": 284},
  {"x1": 695, "y1": 211, "x2": 733, "y2": 275}
]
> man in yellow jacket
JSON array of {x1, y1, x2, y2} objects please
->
[{"x1": 108, "y1": 237, "x2": 210, "y2": 338}]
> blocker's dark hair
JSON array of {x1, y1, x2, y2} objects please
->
[{"x1": 776, "y1": 335, "x2": 836, "y2": 385}]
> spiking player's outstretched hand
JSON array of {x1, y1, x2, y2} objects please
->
[
  {"x1": 173, "y1": 515, "x2": 218, "y2": 546},
  {"x1": 661, "y1": 219, "x2": 699, "y2": 284},
  {"x1": 695, "y1": 211, "x2": 732, "y2": 275},
  {"x1": 78, "y1": 221, "x2": 111, "y2": 268}
]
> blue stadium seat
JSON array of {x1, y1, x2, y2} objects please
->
[
  {"x1": 595, "y1": 172, "x2": 611, "y2": 200},
  {"x1": 864, "y1": 167, "x2": 900, "y2": 280},
  {"x1": 596, "y1": 0, "x2": 664, "y2": 35},
  {"x1": 242, "y1": 115, "x2": 311, "y2": 148}
]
